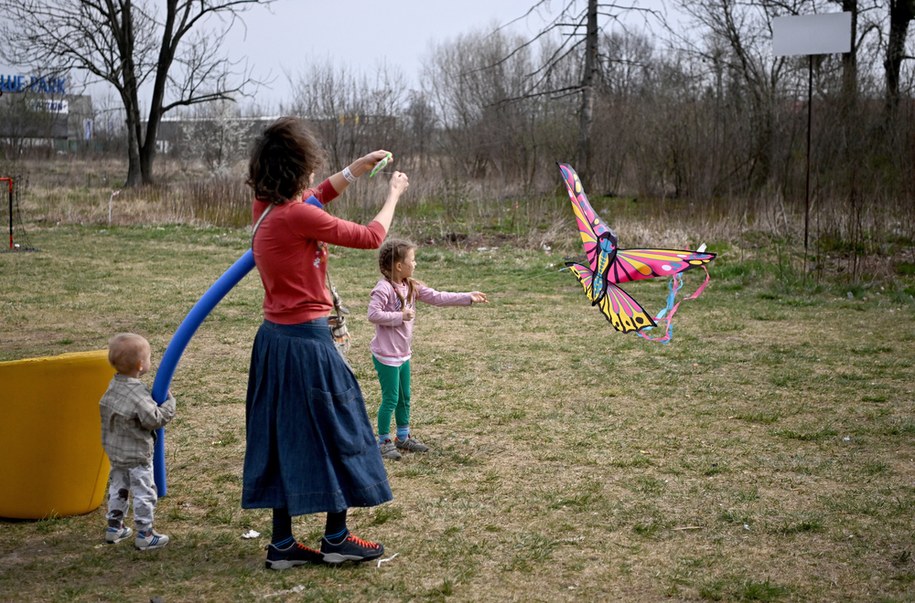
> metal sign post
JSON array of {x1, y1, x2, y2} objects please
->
[{"x1": 772, "y1": 12, "x2": 852, "y2": 268}]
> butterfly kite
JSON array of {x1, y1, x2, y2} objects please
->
[{"x1": 558, "y1": 163, "x2": 715, "y2": 342}]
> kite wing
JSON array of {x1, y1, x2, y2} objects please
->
[
  {"x1": 558, "y1": 163, "x2": 715, "y2": 286},
  {"x1": 566, "y1": 260, "x2": 599, "y2": 303},
  {"x1": 609, "y1": 248, "x2": 716, "y2": 284},
  {"x1": 558, "y1": 163, "x2": 617, "y2": 274},
  {"x1": 559, "y1": 162, "x2": 715, "y2": 338},
  {"x1": 567, "y1": 261, "x2": 657, "y2": 333}
]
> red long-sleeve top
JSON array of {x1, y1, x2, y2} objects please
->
[{"x1": 252, "y1": 179, "x2": 387, "y2": 324}]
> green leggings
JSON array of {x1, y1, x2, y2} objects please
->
[{"x1": 372, "y1": 356, "x2": 411, "y2": 437}]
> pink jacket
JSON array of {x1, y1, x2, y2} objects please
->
[{"x1": 367, "y1": 278, "x2": 472, "y2": 364}]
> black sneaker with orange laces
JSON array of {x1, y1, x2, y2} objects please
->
[
  {"x1": 265, "y1": 541, "x2": 324, "y2": 570},
  {"x1": 320, "y1": 532, "x2": 384, "y2": 564}
]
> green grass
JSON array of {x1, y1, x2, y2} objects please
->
[{"x1": 0, "y1": 224, "x2": 914, "y2": 602}]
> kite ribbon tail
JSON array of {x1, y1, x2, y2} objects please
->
[
  {"x1": 638, "y1": 274, "x2": 683, "y2": 344},
  {"x1": 685, "y1": 264, "x2": 712, "y2": 302},
  {"x1": 661, "y1": 264, "x2": 711, "y2": 329},
  {"x1": 150, "y1": 249, "x2": 257, "y2": 497},
  {"x1": 638, "y1": 265, "x2": 711, "y2": 344}
]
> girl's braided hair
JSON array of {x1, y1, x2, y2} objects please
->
[
  {"x1": 378, "y1": 238, "x2": 417, "y2": 309},
  {"x1": 247, "y1": 117, "x2": 325, "y2": 204}
]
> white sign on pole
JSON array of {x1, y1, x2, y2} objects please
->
[{"x1": 772, "y1": 12, "x2": 852, "y2": 57}]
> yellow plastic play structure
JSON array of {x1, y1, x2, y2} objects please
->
[{"x1": 0, "y1": 350, "x2": 113, "y2": 519}]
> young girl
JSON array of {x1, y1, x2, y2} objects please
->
[
  {"x1": 367, "y1": 239, "x2": 488, "y2": 460},
  {"x1": 244, "y1": 117, "x2": 409, "y2": 568}
]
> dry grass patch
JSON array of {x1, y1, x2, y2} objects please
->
[{"x1": 0, "y1": 225, "x2": 913, "y2": 602}]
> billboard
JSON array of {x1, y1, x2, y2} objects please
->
[
  {"x1": 0, "y1": 74, "x2": 68, "y2": 95},
  {"x1": 772, "y1": 12, "x2": 852, "y2": 57}
]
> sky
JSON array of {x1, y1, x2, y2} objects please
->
[
  {"x1": 222, "y1": 0, "x2": 574, "y2": 107},
  {"x1": 228, "y1": 0, "x2": 674, "y2": 108},
  {"x1": 1, "y1": 0, "x2": 671, "y2": 110}
]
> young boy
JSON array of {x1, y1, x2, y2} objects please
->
[{"x1": 99, "y1": 333, "x2": 176, "y2": 551}]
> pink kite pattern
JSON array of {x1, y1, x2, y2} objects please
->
[{"x1": 558, "y1": 163, "x2": 715, "y2": 338}]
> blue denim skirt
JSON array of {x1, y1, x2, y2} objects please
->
[{"x1": 241, "y1": 318, "x2": 392, "y2": 515}]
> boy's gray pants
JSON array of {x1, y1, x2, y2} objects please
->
[{"x1": 106, "y1": 461, "x2": 157, "y2": 532}]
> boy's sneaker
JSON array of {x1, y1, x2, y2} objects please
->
[
  {"x1": 135, "y1": 529, "x2": 169, "y2": 551},
  {"x1": 380, "y1": 439, "x2": 402, "y2": 460},
  {"x1": 395, "y1": 435, "x2": 429, "y2": 453},
  {"x1": 105, "y1": 525, "x2": 133, "y2": 544},
  {"x1": 265, "y1": 541, "x2": 324, "y2": 570},
  {"x1": 320, "y1": 533, "x2": 384, "y2": 564}
]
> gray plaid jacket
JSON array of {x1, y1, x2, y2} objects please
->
[{"x1": 99, "y1": 374, "x2": 176, "y2": 468}]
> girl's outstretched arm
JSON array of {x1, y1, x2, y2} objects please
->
[{"x1": 415, "y1": 285, "x2": 486, "y2": 306}]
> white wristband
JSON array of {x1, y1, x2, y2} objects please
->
[{"x1": 342, "y1": 166, "x2": 357, "y2": 183}]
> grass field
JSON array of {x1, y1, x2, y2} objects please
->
[{"x1": 1, "y1": 222, "x2": 913, "y2": 602}]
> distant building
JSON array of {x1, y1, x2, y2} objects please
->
[
  {"x1": 0, "y1": 72, "x2": 94, "y2": 152},
  {"x1": 155, "y1": 114, "x2": 280, "y2": 155},
  {"x1": 154, "y1": 113, "x2": 399, "y2": 155}
]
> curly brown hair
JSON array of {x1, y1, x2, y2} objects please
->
[{"x1": 247, "y1": 117, "x2": 325, "y2": 204}]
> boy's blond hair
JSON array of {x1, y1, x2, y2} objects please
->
[{"x1": 107, "y1": 333, "x2": 149, "y2": 374}]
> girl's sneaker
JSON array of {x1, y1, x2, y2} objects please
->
[
  {"x1": 265, "y1": 541, "x2": 324, "y2": 570},
  {"x1": 379, "y1": 439, "x2": 402, "y2": 460},
  {"x1": 105, "y1": 525, "x2": 132, "y2": 544},
  {"x1": 135, "y1": 529, "x2": 169, "y2": 551},
  {"x1": 395, "y1": 435, "x2": 429, "y2": 453},
  {"x1": 320, "y1": 533, "x2": 384, "y2": 564}
]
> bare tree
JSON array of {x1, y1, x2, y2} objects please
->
[
  {"x1": 493, "y1": 0, "x2": 657, "y2": 185},
  {"x1": 423, "y1": 27, "x2": 549, "y2": 184},
  {"x1": 403, "y1": 91, "x2": 437, "y2": 171},
  {"x1": 287, "y1": 63, "x2": 407, "y2": 172},
  {"x1": 884, "y1": 0, "x2": 915, "y2": 115},
  {"x1": 0, "y1": 0, "x2": 271, "y2": 187},
  {"x1": 177, "y1": 100, "x2": 249, "y2": 176}
]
